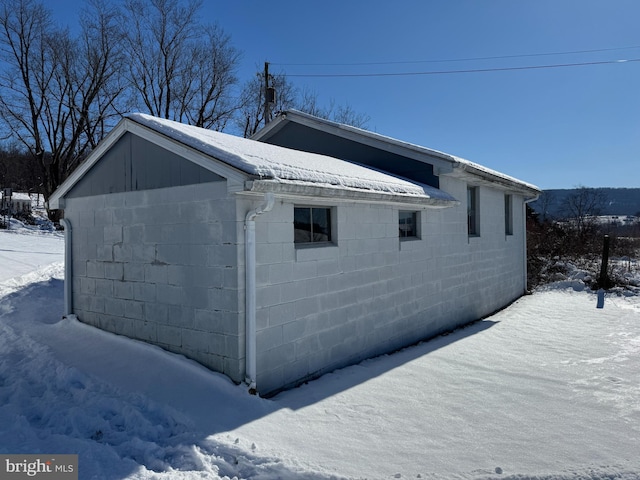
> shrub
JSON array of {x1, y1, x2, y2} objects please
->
[{"x1": 527, "y1": 209, "x2": 640, "y2": 291}]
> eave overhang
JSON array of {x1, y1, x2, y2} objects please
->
[
  {"x1": 243, "y1": 179, "x2": 459, "y2": 209},
  {"x1": 445, "y1": 161, "x2": 541, "y2": 200}
]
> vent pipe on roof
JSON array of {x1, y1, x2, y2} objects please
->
[{"x1": 244, "y1": 192, "x2": 275, "y2": 394}]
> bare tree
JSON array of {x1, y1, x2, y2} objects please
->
[
  {"x1": 296, "y1": 86, "x2": 326, "y2": 119},
  {"x1": 330, "y1": 103, "x2": 370, "y2": 129},
  {"x1": 123, "y1": 0, "x2": 240, "y2": 128},
  {"x1": 296, "y1": 94, "x2": 370, "y2": 129},
  {"x1": 0, "y1": 0, "x2": 125, "y2": 218},
  {"x1": 77, "y1": 0, "x2": 129, "y2": 149},
  {"x1": 0, "y1": 142, "x2": 44, "y2": 192},
  {"x1": 178, "y1": 24, "x2": 241, "y2": 130},
  {"x1": 238, "y1": 73, "x2": 370, "y2": 137},
  {"x1": 123, "y1": 0, "x2": 199, "y2": 119},
  {"x1": 237, "y1": 70, "x2": 297, "y2": 138},
  {"x1": 0, "y1": 0, "x2": 51, "y2": 188},
  {"x1": 535, "y1": 190, "x2": 556, "y2": 222},
  {"x1": 561, "y1": 186, "x2": 607, "y2": 237}
]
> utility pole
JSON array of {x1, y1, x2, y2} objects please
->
[
  {"x1": 263, "y1": 61, "x2": 276, "y2": 127},
  {"x1": 264, "y1": 61, "x2": 271, "y2": 126}
]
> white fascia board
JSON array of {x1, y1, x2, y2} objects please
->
[
  {"x1": 245, "y1": 179, "x2": 459, "y2": 209},
  {"x1": 445, "y1": 162, "x2": 541, "y2": 199}
]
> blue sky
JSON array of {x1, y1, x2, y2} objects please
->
[{"x1": 53, "y1": 1, "x2": 640, "y2": 190}]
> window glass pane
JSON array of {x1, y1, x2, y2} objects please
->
[
  {"x1": 399, "y1": 211, "x2": 417, "y2": 238},
  {"x1": 311, "y1": 208, "x2": 331, "y2": 242},
  {"x1": 294, "y1": 207, "x2": 312, "y2": 243},
  {"x1": 467, "y1": 187, "x2": 478, "y2": 236},
  {"x1": 505, "y1": 194, "x2": 513, "y2": 235},
  {"x1": 294, "y1": 207, "x2": 332, "y2": 243}
]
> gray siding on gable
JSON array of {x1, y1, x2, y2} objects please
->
[
  {"x1": 262, "y1": 122, "x2": 440, "y2": 188},
  {"x1": 67, "y1": 132, "x2": 224, "y2": 198}
]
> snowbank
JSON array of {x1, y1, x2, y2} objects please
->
[
  {"x1": 0, "y1": 226, "x2": 63, "y2": 283},
  {"x1": 535, "y1": 257, "x2": 640, "y2": 296}
]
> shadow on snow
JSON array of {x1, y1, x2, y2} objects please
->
[{"x1": 0, "y1": 279, "x2": 497, "y2": 479}]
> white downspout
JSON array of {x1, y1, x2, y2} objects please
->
[
  {"x1": 244, "y1": 192, "x2": 275, "y2": 393},
  {"x1": 523, "y1": 195, "x2": 539, "y2": 294},
  {"x1": 60, "y1": 218, "x2": 73, "y2": 316}
]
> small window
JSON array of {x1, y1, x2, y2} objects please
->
[
  {"x1": 294, "y1": 206, "x2": 332, "y2": 244},
  {"x1": 399, "y1": 211, "x2": 418, "y2": 238},
  {"x1": 504, "y1": 194, "x2": 513, "y2": 236},
  {"x1": 467, "y1": 186, "x2": 479, "y2": 236}
]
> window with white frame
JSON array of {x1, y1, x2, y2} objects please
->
[
  {"x1": 294, "y1": 206, "x2": 333, "y2": 244},
  {"x1": 504, "y1": 194, "x2": 514, "y2": 236},
  {"x1": 467, "y1": 186, "x2": 479, "y2": 236},
  {"x1": 399, "y1": 211, "x2": 419, "y2": 239}
]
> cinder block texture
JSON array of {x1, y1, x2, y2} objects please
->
[
  {"x1": 66, "y1": 173, "x2": 529, "y2": 396},
  {"x1": 254, "y1": 180, "x2": 528, "y2": 394},
  {"x1": 66, "y1": 181, "x2": 244, "y2": 383}
]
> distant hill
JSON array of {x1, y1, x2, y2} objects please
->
[{"x1": 530, "y1": 188, "x2": 640, "y2": 218}]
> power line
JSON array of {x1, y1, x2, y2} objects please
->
[
  {"x1": 273, "y1": 45, "x2": 640, "y2": 67},
  {"x1": 283, "y1": 58, "x2": 640, "y2": 78}
]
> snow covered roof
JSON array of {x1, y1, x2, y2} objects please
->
[
  {"x1": 253, "y1": 110, "x2": 540, "y2": 198},
  {"x1": 6, "y1": 192, "x2": 31, "y2": 201},
  {"x1": 120, "y1": 114, "x2": 455, "y2": 205}
]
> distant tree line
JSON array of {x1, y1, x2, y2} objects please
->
[
  {"x1": 527, "y1": 186, "x2": 640, "y2": 290},
  {"x1": 0, "y1": 144, "x2": 45, "y2": 194},
  {"x1": 532, "y1": 187, "x2": 640, "y2": 218},
  {"x1": 0, "y1": 0, "x2": 368, "y2": 219}
]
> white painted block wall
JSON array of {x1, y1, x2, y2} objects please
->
[
  {"x1": 65, "y1": 176, "x2": 527, "y2": 394},
  {"x1": 252, "y1": 177, "x2": 527, "y2": 394},
  {"x1": 66, "y1": 181, "x2": 246, "y2": 382}
]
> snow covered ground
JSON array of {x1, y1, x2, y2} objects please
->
[
  {"x1": 0, "y1": 220, "x2": 63, "y2": 283},
  {"x1": 1, "y1": 226, "x2": 639, "y2": 480}
]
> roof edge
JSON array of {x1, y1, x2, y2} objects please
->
[
  {"x1": 253, "y1": 109, "x2": 541, "y2": 197},
  {"x1": 49, "y1": 118, "x2": 133, "y2": 209},
  {"x1": 245, "y1": 179, "x2": 460, "y2": 208},
  {"x1": 49, "y1": 116, "x2": 252, "y2": 209},
  {"x1": 253, "y1": 110, "x2": 458, "y2": 171},
  {"x1": 449, "y1": 161, "x2": 541, "y2": 198}
]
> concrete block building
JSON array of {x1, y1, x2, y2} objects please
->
[{"x1": 49, "y1": 112, "x2": 540, "y2": 395}]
